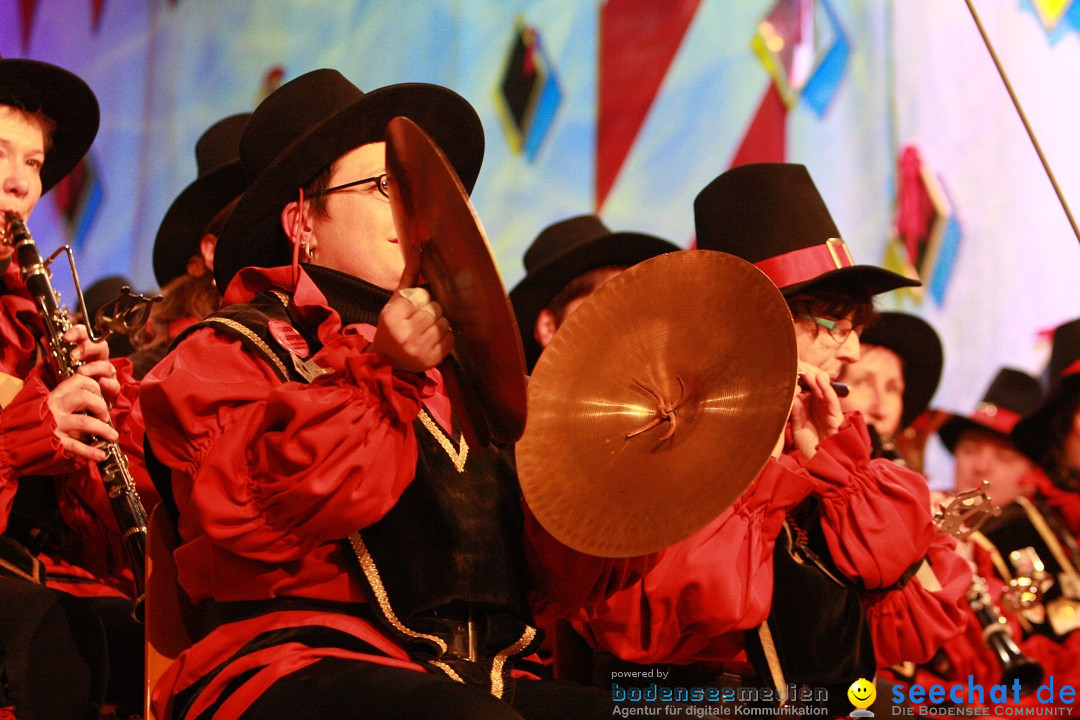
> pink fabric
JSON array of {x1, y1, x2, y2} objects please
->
[{"x1": 894, "y1": 144, "x2": 935, "y2": 261}]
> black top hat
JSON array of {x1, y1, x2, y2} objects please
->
[
  {"x1": 938, "y1": 368, "x2": 1043, "y2": 453},
  {"x1": 1012, "y1": 318, "x2": 1080, "y2": 462},
  {"x1": 509, "y1": 214, "x2": 678, "y2": 371},
  {"x1": 215, "y1": 69, "x2": 485, "y2": 291},
  {"x1": 153, "y1": 113, "x2": 250, "y2": 287},
  {"x1": 694, "y1": 163, "x2": 919, "y2": 297},
  {"x1": 0, "y1": 56, "x2": 99, "y2": 193},
  {"x1": 857, "y1": 312, "x2": 943, "y2": 430}
]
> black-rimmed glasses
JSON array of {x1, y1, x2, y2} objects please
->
[{"x1": 310, "y1": 173, "x2": 390, "y2": 201}]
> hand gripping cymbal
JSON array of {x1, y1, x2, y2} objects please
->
[{"x1": 386, "y1": 116, "x2": 528, "y2": 446}]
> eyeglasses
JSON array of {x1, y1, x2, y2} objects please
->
[
  {"x1": 798, "y1": 313, "x2": 859, "y2": 344},
  {"x1": 310, "y1": 173, "x2": 390, "y2": 201}
]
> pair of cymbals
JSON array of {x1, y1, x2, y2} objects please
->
[{"x1": 386, "y1": 118, "x2": 796, "y2": 558}]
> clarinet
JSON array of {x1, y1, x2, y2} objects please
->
[
  {"x1": 933, "y1": 485, "x2": 1044, "y2": 698},
  {"x1": 967, "y1": 573, "x2": 1043, "y2": 696},
  {"x1": 2, "y1": 211, "x2": 148, "y2": 622}
]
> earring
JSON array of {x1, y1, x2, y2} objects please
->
[{"x1": 300, "y1": 240, "x2": 316, "y2": 262}]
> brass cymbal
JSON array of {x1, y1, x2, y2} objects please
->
[
  {"x1": 517, "y1": 250, "x2": 797, "y2": 558},
  {"x1": 386, "y1": 116, "x2": 527, "y2": 445}
]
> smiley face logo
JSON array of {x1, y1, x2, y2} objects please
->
[{"x1": 848, "y1": 678, "x2": 876, "y2": 710}]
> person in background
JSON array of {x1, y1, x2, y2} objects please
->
[
  {"x1": 129, "y1": 113, "x2": 249, "y2": 379},
  {"x1": 837, "y1": 311, "x2": 943, "y2": 472},
  {"x1": 966, "y1": 319, "x2": 1080, "y2": 676},
  {"x1": 508, "y1": 214, "x2": 677, "y2": 680},
  {"x1": 889, "y1": 367, "x2": 1074, "y2": 713},
  {"x1": 938, "y1": 368, "x2": 1042, "y2": 506},
  {"x1": 509, "y1": 214, "x2": 677, "y2": 373}
]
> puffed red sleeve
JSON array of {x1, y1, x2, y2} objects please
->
[
  {"x1": 0, "y1": 366, "x2": 77, "y2": 534},
  {"x1": 140, "y1": 325, "x2": 427, "y2": 564},
  {"x1": 567, "y1": 456, "x2": 815, "y2": 664},
  {"x1": 863, "y1": 533, "x2": 971, "y2": 667},
  {"x1": 797, "y1": 413, "x2": 935, "y2": 588}
]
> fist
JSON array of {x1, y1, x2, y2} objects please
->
[{"x1": 370, "y1": 287, "x2": 454, "y2": 373}]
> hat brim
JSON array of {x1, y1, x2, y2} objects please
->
[
  {"x1": 780, "y1": 265, "x2": 920, "y2": 299},
  {"x1": 858, "y1": 312, "x2": 943, "y2": 429},
  {"x1": 509, "y1": 232, "x2": 679, "y2": 370},
  {"x1": 1012, "y1": 375, "x2": 1080, "y2": 463},
  {"x1": 937, "y1": 415, "x2": 1010, "y2": 454},
  {"x1": 215, "y1": 83, "x2": 484, "y2": 291},
  {"x1": 0, "y1": 59, "x2": 99, "y2": 193},
  {"x1": 154, "y1": 162, "x2": 245, "y2": 287}
]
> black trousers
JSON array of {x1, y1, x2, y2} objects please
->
[
  {"x1": 240, "y1": 657, "x2": 625, "y2": 720},
  {"x1": 0, "y1": 578, "x2": 108, "y2": 720}
]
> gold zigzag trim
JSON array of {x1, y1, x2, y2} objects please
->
[
  {"x1": 490, "y1": 625, "x2": 536, "y2": 699},
  {"x1": 203, "y1": 317, "x2": 289, "y2": 379},
  {"x1": 347, "y1": 532, "x2": 450, "y2": 655},
  {"x1": 418, "y1": 409, "x2": 468, "y2": 473}
]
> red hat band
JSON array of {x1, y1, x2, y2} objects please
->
[{"x1": 754, "y1": 238, "x2": 854, "y2": 289}]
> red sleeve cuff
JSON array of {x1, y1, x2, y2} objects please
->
[
  {"x1": 313, "y1": 333, "x2": 429, "y2": 422},
  {"x1": 796, "y1": 414, "x2": 873, "y2": 490},
  {"x1": 0, "y1": 367, "x2": 71, "y2": 475}
]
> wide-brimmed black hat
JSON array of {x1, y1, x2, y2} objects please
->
[
  {"x1": 0, "y1": 55, "x2": 99, "y2": 193},
  {"x1": 939, "y1": 368, "x2": 1043, "y2": 453},
  {"x1": 509, "y1": 214, "x2": 678, "y2": 371},
  {"x1": 215, "y1": 69, "x2": 485, "y2": 291},
  {"x1": 154, "y1": 113, "x2": 250, "y2": 287},
  {"x1": 1012, "y1": 318, "x2": 1080, "y2": 462},
  {"x1": 694, "y1": 163, "x2": 919, "y2": 297},
  {"x1": 857, "y1": 312, "x2": 943, "y2": 430}
]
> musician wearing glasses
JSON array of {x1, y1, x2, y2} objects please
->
[
  {"x1": 1, "y1": 56, "x2": 144, "y2": 719},
  {"x1": 140, "y1": 69, "x2": 665, "y2": 719},
  {"x1": 572, "y1": 164, "x2": 970, "y2": 714}
]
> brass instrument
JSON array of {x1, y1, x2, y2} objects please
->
[
  {"x1": 2, "y1": 211, "x2": 149, "y2": 622},
  {"x1": 936, "y1": 485, "x2": 1043, "y2": 696}
]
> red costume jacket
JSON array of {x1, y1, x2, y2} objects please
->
[
  {"x1": 0, "y1": 260, "x2": 152, "y2": 598},
  {"x1": 572, "y1": 415, "x2": 970, "y2": 676},
  {"x1": 141, "y1": 264, "x2": 688, "y2": 719}
]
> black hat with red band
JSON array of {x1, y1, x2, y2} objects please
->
[
  {"x1": 693, "y1": 163, "x2": 920, "y2": 297},
  {"x1": 938, "y1": 368, "x2": 1043, "y2": 453}
]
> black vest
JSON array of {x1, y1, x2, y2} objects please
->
[
  {"x1": 744, "y1": 496, "x2": 877, "y2": 717},
  {"x1": 167, "y1": 266, "x2": 540, "y2": 688}
]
